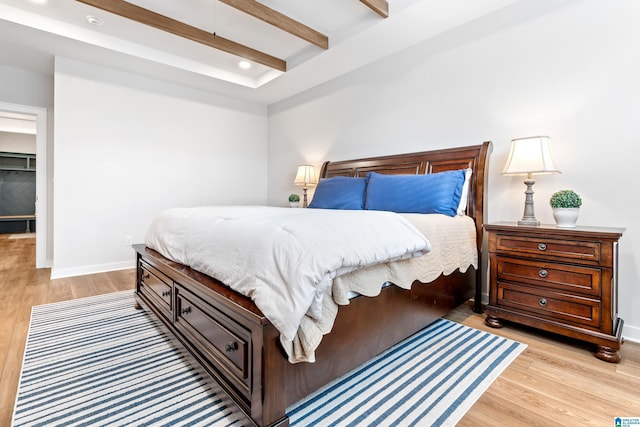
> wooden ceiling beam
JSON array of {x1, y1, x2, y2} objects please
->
[
  {"x1": 76, "y1": 0, "x2": 286, "y2": 71},
  {"x1": 219, "y1": 0, "x2": 328, "y2": 50},
  {"x1": 360, "y1": 0, "x2": 389, "y2": 18}
]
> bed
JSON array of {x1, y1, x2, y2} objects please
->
[{"x1": 133, "y1": 141, "x2": 492, "y2": 427}]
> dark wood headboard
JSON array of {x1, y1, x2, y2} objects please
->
[
  {"x1": 319, "y1": 141, "x2": 492, "y2": 312},
  {"x1": 319, "y1": 141, "x2": 492, "y2": 236}
]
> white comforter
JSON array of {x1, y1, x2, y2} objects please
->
[
  {"x1": 145, "y1": 206, "x2": 431, "y2": 358},
  {"x1": 285, "y1": 214, "x2": 478, "y2": 363}
]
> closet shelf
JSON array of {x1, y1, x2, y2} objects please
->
[{"x1": 0, "y1": 152, "x2": 36, "y2": 171}]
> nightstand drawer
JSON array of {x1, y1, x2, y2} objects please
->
[
  {"x1": 496, "y1": 256, "x2": 601, "y2": 297},
  {"x1": 494, "y1": 234, "x2": 601, "y2": 263},
  {"x1": 496, "y1": 282, "x2": 601, "y2": 329}
]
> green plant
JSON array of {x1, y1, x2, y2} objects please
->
[
  {"x1": 549, "y1": 189, "x2": 582, "y2": 208},
  {"x1": 288, "y1": 193, "x2": 300, "y2": 203}
]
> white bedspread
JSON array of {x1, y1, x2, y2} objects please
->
[
  {"x1": 145, "y1": 206, "x2": 431, "y2": 360},
  {"x1": 284, "y1": 214, "x2": 478, "y2": 363}
]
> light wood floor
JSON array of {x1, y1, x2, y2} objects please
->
[{"x1": 1, "y1": 234, "x2": 639, "y2": 426}]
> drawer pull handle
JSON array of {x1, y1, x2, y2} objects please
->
[
  {"x1": 141, "y1": 273, "x2": 150, "y2": 280},
  {"x1": 538, "y1": 269, "x2": 548, "y2": 278},
  {"x1": 539, "y1": 298, "x2": 548, "y2": 307},
  {"x1": 225, "y1": 342, "x2": 239, "y2": 353},
  {"x1": 161, "y1": 290, "x2": 171, "y2": 297},
  {"x1": 538, "y1": 243, "x2": 547, "y2": 251},
  {"x1": 181, "y1": 306, "x2": 191, "y2": 315}
]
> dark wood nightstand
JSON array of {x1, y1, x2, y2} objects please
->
[{"x1": 484, "y1": 222, "x2": 625, "y2": 363}]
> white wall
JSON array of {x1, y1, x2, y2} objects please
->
[
  {"x1": 0, "y1": 65, "x2": 53, "y2": 108},
  {"x1": 268, "y1": 0, "x2": 640, "y2": 342},
  {"x1": 53, "y1": 57, "x2": 268, "y2": 278}
]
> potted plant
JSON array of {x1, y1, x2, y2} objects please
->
[
  {"x1": 549, "y1": 189, "x2": 582, "y2": 228},
  {"x1": 288, "y1": 193, "x2": 300, "y2": 208}
]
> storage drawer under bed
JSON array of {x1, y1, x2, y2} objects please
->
[
  {"x1": 173, "y1": 283, "x2": 252, "y2": 401},
  {"x1": 139, "y1": 261, "x2": 173, "y2": 320}
]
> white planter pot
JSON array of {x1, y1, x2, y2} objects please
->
[
  {"x1": 289, "y1": 202, "x2": 299, "y2": 208},
  {"x1": 553, "y1": 208, "x2": 579, "y2": 228}
]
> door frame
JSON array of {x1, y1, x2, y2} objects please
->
[{"x1": 0, "y1": 101, "x2": 48, "y2": 268}]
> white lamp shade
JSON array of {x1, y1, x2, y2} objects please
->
[
  {"x1": 502, "y1": 136, "x2": 561, "y2": 176},
  {"x1": 294, "y1": 165, "x2": 317, "y2": 186}
]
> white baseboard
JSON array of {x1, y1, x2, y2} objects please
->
[
  {"x1": 50, "y1": 260, "x2": 135, "y2": 279},
  {"x1": 622, "y1": 323, "x2": 640, "y2": 344}
]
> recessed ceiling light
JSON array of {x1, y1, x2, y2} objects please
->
[
  {"x1": 86, "y1": 15, "x2": 104, "y2": 26},
  {"x1": 238, "y1": 60, "x2": 251, "y2": 70}
]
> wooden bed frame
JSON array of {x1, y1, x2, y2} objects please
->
[{"x1": 133, "y1": 141, "x2": 492, "y2": 427}]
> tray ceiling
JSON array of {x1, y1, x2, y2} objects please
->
[{"x1": 0, "y1": 0, "x2": 519, "y2": 104}]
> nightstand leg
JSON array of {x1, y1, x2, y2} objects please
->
[
  {"x1": 594, "y1": 345, "x2": 621, "y2": 363},
  {"x1": 485, "y1": 315, "x2": 503, "y2": 328}
]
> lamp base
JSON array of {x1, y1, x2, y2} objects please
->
[
  {"x1": 517, "y1": 218, "x2": 540, "y2": 227},
  {"x1": 517, "y1": 176, "x2": 540, "y2": 227}
]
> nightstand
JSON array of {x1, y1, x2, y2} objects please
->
[{"x1": 484, "y1": 222, "x2": 625, "y2": 363}]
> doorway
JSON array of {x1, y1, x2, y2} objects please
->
[{"x1": 0, "y1": 102, "x2": 48, "y2": 268}]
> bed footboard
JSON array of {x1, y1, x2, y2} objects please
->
[{"x1": 134, "y1": 245, "x2": 289, "y2": 427}]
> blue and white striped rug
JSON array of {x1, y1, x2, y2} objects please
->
[{"x1": 13, "y1": 291, "x2": 525, "y2": 427}]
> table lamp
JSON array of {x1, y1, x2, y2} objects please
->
[
  {"x1": 502, "y1": 136, "x2": 560, "y2": 226},
  {"x1": 294, "y1": 165, "x2": 317, "y2": 207}
]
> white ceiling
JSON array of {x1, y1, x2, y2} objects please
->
[{"x1": 0, "y1": 0, "x2": 519, "y2": 105}]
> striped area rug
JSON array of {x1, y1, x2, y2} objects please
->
[{"x1": 13, "y1": 291, "x2": 526, "y2": 427}]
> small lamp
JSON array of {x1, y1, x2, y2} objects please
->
[
  {"x1": 294, "y1": 164, "x2": 317, "y2": 208},
  {"x1": 502, "y1": 136, "x2": 560, "y2": 226}
]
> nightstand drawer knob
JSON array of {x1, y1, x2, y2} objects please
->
[
  {"x1": 539, "y1": 298, "x2": 548, "y2": 307},
  {"x1": 538, "y1": 269, "x2": 548, "y2": 278},
  {"x1": 538, "y1": 243, "x2": 547, "y2": 251}
]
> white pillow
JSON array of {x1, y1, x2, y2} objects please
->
[{"x1": 457, "y1": 168, "x2": 473, "y2": 215}]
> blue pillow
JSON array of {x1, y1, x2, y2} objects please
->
[
  {"x1": 364, "y1": 170, "x2": 466, "y2": 216},
  {"x1": 308, "y1": 176, "x2": 367, "y2": 210}
]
